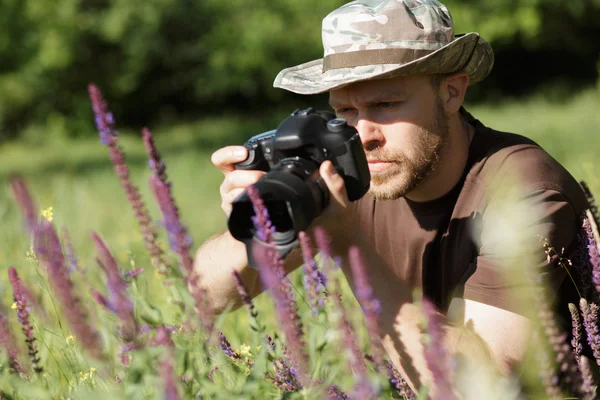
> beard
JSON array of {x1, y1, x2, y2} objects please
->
[{"x1": 366, "y1": 97, "x2": 450, "y2": 201}]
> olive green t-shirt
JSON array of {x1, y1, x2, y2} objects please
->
[{"x1": 353, "y1": 109, "x2": 589, "y2": 322}]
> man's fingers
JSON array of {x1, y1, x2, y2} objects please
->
[
  {"x1": 211, "y1": 146, "x2": 248, "y2": 173},
  {"x1": 220, "y1": 170, "x2": 265, "y2": 194},
  {"x1": 320, "y1": 161, "x2": 350, "y2": 208},
  {"x1": 226, "y1": 188, "x2": 245, "y2": 204}
]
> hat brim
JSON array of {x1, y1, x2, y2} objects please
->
[{"x1": 273, "y1": 32, "x2": 494, "y2": 95}]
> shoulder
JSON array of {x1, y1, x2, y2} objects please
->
[{"x1": 463, "y1": 118, "x2": 588, "y2": 216}]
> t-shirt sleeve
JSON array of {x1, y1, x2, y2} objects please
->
[{"x1": 462, "y1": 188, "x2": 581, "y2": 316}]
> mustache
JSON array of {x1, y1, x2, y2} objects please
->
[{"x1": 364, "y1": 148, "x2": 404, "y2": 163}]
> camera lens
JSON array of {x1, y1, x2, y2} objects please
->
[{"x1": 228, "y1": 158, "x2": 328, "y2": 246}]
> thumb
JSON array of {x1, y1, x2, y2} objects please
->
[{"x1": 320, "y1": 161, "x2": 350, "y2": 208}]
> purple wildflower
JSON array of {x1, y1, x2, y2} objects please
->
[
  {"x1": 579, "y1": 298, "x2": 600, "y2": 363},
  {"x1": 326, "y1": 384, "x2": 350, "y2": 400},
  {"x1": 147, "y1": 174, "x2": 214, "y2": 334},
  {"x1": 421, "y1": 297, "x2": 455, "y2": 400},
  {"x1": 124, "y1": 267, "x2": 144, "y2": 280},
  {"x1": 33, "y1": 221, "x2": 104, "y2": 359},
  {"x1": 148, "y1": 174, "x2": 193, "y2": 273},
  {"x1": 314, "y1": 226, "x2": 342, "y2": 272},
  {"x1": 88, "y1": 83, "x2": 166, "y2": 270},
  {"x1": 8, "y1": 176, "x2": 38, "y2": 235},
  {"x1": 91, "y1": 289, "x2": 115, "y2": 312},
  {"x1": 532, "y1": 271, "x2": 584, "y2": 396},
  {"x1": 8, "y1": 267, "x2": 42, "y2": 373},
  {"x1": 247, "y1": 185, "x2": 308, "y2": 380},
  {"x1": 568, "y1": 303, "x2": 583, "y2": 365},
  {"x1": 583, "y1": 216, "x2": 600, "y2": 294},
  {"x1": 299, "y1": 231, "x2": 326, "y2": 313},
  {"x1": 533, "y1": 330, "x2": 563, "y2": 399},
  {"x1": 0, "y1": 311, "x2": 23, "y2": 375},
  {"x1": 333, "y1": 292, "x2": 375, "y2": 399},
  {"x1": 232, "y1": 270, "x2": 258, "y2": 320},
  {"x1": 247, "y1": 185, "x2": 275, "y2": 243},
  {"x1": 91, "y1": 232, "x2": 137, "y2": 342},
  {"x1": 386, "y1": 360, "x2": 416, "y2": 400},
  {"x1": 265, "y1": 341, "x2": 304, "y2": 393},
  {"x1": 142, "y1": 127, "x2": 168, "y2": 185},
  {"x1": 218, "y1": 331, "x2": 241, "y2": 361},
  {"x1": 155, "y1": 326, "x2": 180, "y2": 400},
  {"x1": 62, "y1": 227, "x2": 79, "y2": 275},
  {"x1": 349, "y1": 246, "x2": 383, "y2": 368},
  {"x1": 578, "y1": 356, "x2": 597, "y2": 399}
]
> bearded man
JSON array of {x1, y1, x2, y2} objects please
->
[{"x1": 194, "y1": 0, "x2": 589, "y2": 395}]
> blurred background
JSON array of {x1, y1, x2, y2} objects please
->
[{"x1": 0, "y1": 0, "x2": 599, "y2": 269}]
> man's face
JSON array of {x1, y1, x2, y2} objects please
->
[{"x1": 329, "y1": 75, "x2": 449, "y2": 200}]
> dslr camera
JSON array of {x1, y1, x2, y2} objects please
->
[{"x1": 227, "y1": 107, "x2": 370, "y2": 268}]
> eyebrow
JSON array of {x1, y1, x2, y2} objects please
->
[{"x1": 329, "y1": 90, "x2": 407, "y2": 109}]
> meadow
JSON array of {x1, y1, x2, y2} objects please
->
[{"x1": 0, "y1": 85, "x2": 598, "y2": 399}]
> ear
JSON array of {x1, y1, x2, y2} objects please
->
[{"x1": 439, "y1": 72, "x2": 469, "y2": 116}]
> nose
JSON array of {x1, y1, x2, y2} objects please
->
[{"x1": 354, "y1": 116, "x2": 384, "y2": 147}]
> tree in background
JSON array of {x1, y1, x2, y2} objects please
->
[{"x1": 0, "y1": 0, "x2": 598, "y2": 142}]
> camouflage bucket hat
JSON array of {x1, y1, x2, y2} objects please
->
[{"x1": 273, "y1": 0, "x2": 494, "y2": 95}]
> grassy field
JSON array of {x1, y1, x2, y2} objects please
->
[{"x1": 0, "y1": 87, "x2": 598, "y2": 398}]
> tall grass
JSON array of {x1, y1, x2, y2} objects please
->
[{"x1": 0, "y1": 85, "x2": 597, "y2": 399}]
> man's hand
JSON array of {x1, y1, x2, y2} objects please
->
[
  {"x1": 312, "y1": 160, "x2": 356, "y2": 237},
  {"x1": 210, "y1": 146, "x2": 266, "y2": 217}
]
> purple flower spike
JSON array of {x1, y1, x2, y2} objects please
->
[
  {"x1": 579, "y1": 298, "x2": 600, "y2": 363},
  {"x1": 532, "y1": 273, "x2": 583, "y2": 396},
  {"x1": 421, "y1": 297, "x2": 455, "y2": 400},
  {"x1": 148, "y1": 174, "x2": 193, "y2": 274},
  {"x1": 386, "y1": 361, "x2": 415, "y2": 400},
  {"x1": 0, "y1": 311, "x2": 23, "y2": 375},
  {"x1": 326, "y1": 384, "x2": 350, "y2": 400},
  {"x1": 348, "y1": 246, "x2": 383, "y2": 368},
  {"x1": 247, "y1": 185, "x2": 308, "y2": 380},
  {"x1": 314, "y1": 226, "x2": 341, "y2": 272},
  {"x1": 155, "y1": 327, "x2": 180, "y2": 400},
  {"x1": 218, "y1": 331, "x2": 241, "y2": 361},
  {"x1": 91, "y1": 232, "x2": 137, "y2": 342},
  {"x1": 299, "y1": 232, "x2": 326, "y2": 313},
  {"x1": 8, "y1": 176, "x2": 38, "y2": 235},
  {"x1": 578, "y1": 356, "x2": 597, "y2": 398},
  {"x1": 8, "y1": 267, "x2": 43, "y2": 373},
  {"x1": 568, "y1": 303, "x2": 583, "y2": 365},
  {"x1": 34, "y1": 221, "x2": 104, "y2": 359},
  {"x1": 88, "y1": 83, "x2": 166, "y2": 271},
  {"x1": 583, "y1": 216, "x2": 600, "y2": 295},
  {"x1": 247, "y1": 185, "x2": 275, "y2": 243},
  {"x1": 142, "y1": 127, "x2": 168, "y2": 184},
  {"x1": 88, "y1": 84, "x2": 118, "y2": 145},
  {"x1": 232, "y1": 270, "x2": 258, "y2": 319},
  {"x1": 147, "y1": 174, "x2": 214, "y2": 334},
  {"x1": 333, "y1": 292, "x2": 375, "y2": 399}
]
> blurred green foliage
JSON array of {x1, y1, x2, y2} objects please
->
[{"x1": 0, "y1": 0, "x2": 599, "y2": 142}]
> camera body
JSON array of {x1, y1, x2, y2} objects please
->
[{"x1": 227, "y1": 107, "x2": 370, "y2": 268}]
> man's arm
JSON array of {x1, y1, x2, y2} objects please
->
[
  {"x1": 334, "y1": 231, "x2": 531, "y2": 396},
  {"x1": 191, "y1": 229, "x2": 304, "y2": 314}
]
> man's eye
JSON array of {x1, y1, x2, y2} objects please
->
[
  {"x1": 336, "y1": 108, "x2": 355, "y2": 115},
  {"x1": 377, "y1": 102, "x2": 398, "y2": 109}
]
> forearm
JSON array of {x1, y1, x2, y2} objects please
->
[
  {"x1": 192, "y1": 230, "x2": 259, "y2": 313},
  {"x1": 334, "y1": 231, "x2": 494, "y2": 395}
]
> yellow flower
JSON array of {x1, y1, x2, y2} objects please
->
[
  {"x1": 40, "y1": 207, "x2": 53, "y2": 222},
  {"x1": 25, "y1": 247, "x2": 38, "y2": 263},
  {"x1": 66, "y1": 335, "x2": 74, "y2": 345},
  {"x1": 11, "y1": 302, "x2": 17, "y2": 310},
  {"x1": 239, "y1": 344, "x2": 252, "y2": 358}
]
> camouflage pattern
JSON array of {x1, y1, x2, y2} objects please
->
[{"x1": 273, "y1": 0, "x2": 494, "y2": 95}]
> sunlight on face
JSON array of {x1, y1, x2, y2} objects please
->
[{"x1": 329, "y1": 76, "x2": 450, "y2": 200}]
